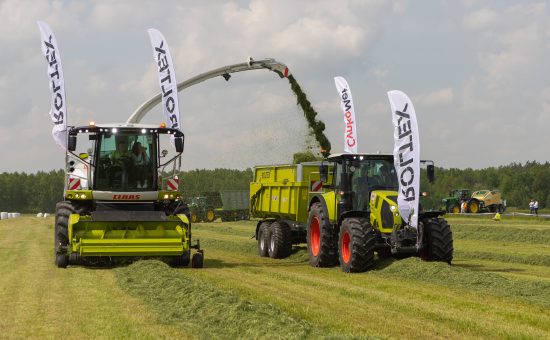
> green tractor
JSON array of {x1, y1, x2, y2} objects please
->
[
  {"x1": 189, "y1": 196, "x2": 216, "y2": 223},
  {"x1": 251, "y1": 154, "x2": 453, "y2": 273},
  {"x1": 441, "y1": 189, "x2": 473, "y2": 213},
  {"x1": 54, "y1": 123, "x2": 204, "y2": 268}
]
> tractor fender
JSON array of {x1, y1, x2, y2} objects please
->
[
  {"x1": 308, "y1": 194, "x2": 330, "y2": 220},
  {"x1": 419, "y1": 210, "x2": 445, "y2": 220}
]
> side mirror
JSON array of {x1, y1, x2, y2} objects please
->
[
  {"x1": 427, "y1": 164, "x2": 435, "y2": 183},
  {"x1": 68, "y1": 135, "x2": 77, "y2": 151},
  {"x1": 175, "y1": 137, "x2": 184, "y2": 153},
  {"x1": 319, "y1": 163, "x2": 328, "y2": 183}
]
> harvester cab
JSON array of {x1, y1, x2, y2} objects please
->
[{"x1": 55, "y1": 122, "x2": 204, "y2": 268}]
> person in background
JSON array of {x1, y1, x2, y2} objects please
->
[
  {"x1": 529, "y1": 199, "x2": 535, "y2": 214},
  {"x1": 534, "y1": 199, "x2": 539, "y2": 216}
]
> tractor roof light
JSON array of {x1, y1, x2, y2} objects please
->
[
  {"x1": 89, "y1": 121, "x2": 96, "y2": 126},
  {"x1": 159, "y1": 122, "x2": 167, "y2": 128}
]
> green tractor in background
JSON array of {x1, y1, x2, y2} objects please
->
[
  {"x1": 189, "y1": 196, "x2": 216, "y2": 223},
  {"x1": 441, "y1": 189, "x2": 473, "y2": 213}
]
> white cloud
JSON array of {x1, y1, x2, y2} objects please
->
[
  {"x1": 461, "y1": 8, "x2": 497, "y2": 30},
  {"x1": 416, "y1": 88, "x2": 454, "y2": 107}
]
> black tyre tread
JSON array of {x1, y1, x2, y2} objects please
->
[
  {"x1": 423, "y1": 218, "x2": 453, "y2": 264},
  {"x1": 169, "y1": 251, "x2": 191, "y2": 267},
  {"x1": 55, "y1": 201, "x2": 83, "y2": 268},
  {"x1": 339, "y1": 218, "x2": 376, "y2": 273},
  {"x1": 307, "y1": 202, "x2": 338, "y2": 267},
  {"x1": 268, "y1": 221, "x2": 292, "y2": 259},
  {"x1": 191, "y1": 252, "x2": 204, "y2": 268},
  {"x1": 257, "y1": 221, "x2": 271, "y2": 257}
]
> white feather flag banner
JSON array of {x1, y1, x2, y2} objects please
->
[
  {"x1": 147, "y1": 29, "x2": 181, "y2": 133},
  {"x1": 37, "y1": 21, "x2": 67, "y2": 150},
  {"x1": 334, "y1": 76, "x2": 358, "y2": 153},
  {"x1": 387, "y1": 90, "x2": 420, "y2": 229}
]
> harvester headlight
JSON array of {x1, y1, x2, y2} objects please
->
[
  {"x1": 390, "y1": 205, "x2": 397, "y2": 212},
  {"x1": 80, "y1": 194, "x2": 87, "y2": 199},
  {"x1": 164, "y1": 194, "x2": 169, "y2": 199},
  {"x1": 67, "y1": 194, "x2": 73, "y2": 199}
]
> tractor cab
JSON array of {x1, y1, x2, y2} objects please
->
[
  {"x1": 320, "y1": 153, "x2": 435, "y2": 232},
  {"x1": 320, "y1": 154, "x2": 399, "y2": 218}
]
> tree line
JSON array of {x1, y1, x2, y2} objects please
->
[{"x1": 0, "y1": 161, "x2": 548, "y2": 213}]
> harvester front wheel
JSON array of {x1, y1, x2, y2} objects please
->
[
  {"x1": 257, "y1": 221, "x2": 271, "y2": 257},
  {"x1": 338, "y1": 218, "x2": 375, "y2": 273},
  {"x1": 54, "y1": 201, "x2": 77, "y2": 268},
  {"x1": 267, "y1": 221, "x2": 292, "y2": 259},
  {"x1": 307, "y1": 202, "x2": 337, "y2": 267},
  {"x1": 421, "y1": 218, "x2": 453, "y2": 264},
  {"x1": 192, "y1": 252, "x2": 204, "y2": 268}
]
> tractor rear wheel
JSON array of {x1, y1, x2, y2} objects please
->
[
  {"x1": 206, "y1": 209, "x2": 216, "y2": 222},
  {"x1": 267, "y1": 221, "x2": 292, "y2": 259},
  {"x1": 421, "y1": 218, "x2": 453, "y2": 264},
  {"x1": 307, "y1": 202, "x2": 337, "y2": 267},
  {"x1": 468, "y1": 200, "x2": 480, "y2": 213},
  {"x1": 257, "y1": 221, "x2": 271, "y2": 257},
  {"x1": 54, "y1": 201, "x2": 77, "y2": 268},
  {"x1": 338, "y1": 218, "x2": 376, "y2": 273}
]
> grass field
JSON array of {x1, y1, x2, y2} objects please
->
[{"x1": 1, "y1": 214, "x2": 550, "y2": 339}]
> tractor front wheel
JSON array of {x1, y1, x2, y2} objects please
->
[
  {"x1": 421, "y1": 218, "x2": 453, "y2": 264},
  {"x1": 338, "y1": 218, "x2": 376, "y2": 273},
  {"x1": 307, "y1": 202, "x2": 337, "y2": 267},
  {"x1": 450, "y1": 205, "x2": 460, "y2": 214}
]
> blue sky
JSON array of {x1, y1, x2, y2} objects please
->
[{"x1": 1, "y1": 0, "x2": 549, "y2": 172}]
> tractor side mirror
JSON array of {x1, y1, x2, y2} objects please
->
[
  {"x1": 174, "y1": 137, "x2": 184, "y2": 153},
  {"x1": 319, "y1": 163, "x2": 328, "y2": 183},
  {"x1": 427, "y1": 164, "x2": 435, "y2": 183},
  {"x1": 68, "y1": 135, "x2": 77, "y2": 151}
]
